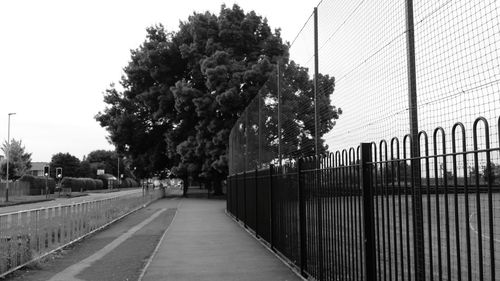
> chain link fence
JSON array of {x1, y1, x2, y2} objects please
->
[{"x1": 229, "y1": 0, "x2": 500, "y2": 175}]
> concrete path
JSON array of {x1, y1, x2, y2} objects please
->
[{"x1": 141, "y1": 198, "x2": 302, "y2": 281}]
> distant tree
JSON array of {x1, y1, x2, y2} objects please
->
[
  {"x1": 482, "y1": 162, "x2": 498, "y2": 184},
  {"x1": 77, "y1": 160, "x2": 94, "y2": 178},
  {"x1": 445, "y1": 171, "x2": 454, "y2": 181},
  {"x1": 376, "y1": 158, "x2": 411, "y2": 183},
  {"x1": 469, "y1": 166, "x2": 479, "y2": 183},
  {"x1": 0, "y1": 139, "x2": 32, "y2": 180},
  {"x1": 50, "y1": 153, "x2": 81, "y2": 178},
  {"x1": 439, "y1": 163, "x2": 454, "y2": 182},
  {"x1": 86, "y1": 150, "x2": 129, "y2": 178}
]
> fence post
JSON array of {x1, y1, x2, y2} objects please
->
[
  {"x1": 361, "y1": 143, "x2": 376, "y2": 281},
  {"x1": 298, "y1": 158, "x2": 308, "y2": 277},
  {"x1": 235, "y1": 174, "x2": 239, "y2": 220},
  {"x1": 243, "y1": 171, "x2": 247, "y2": 229},
  {"x1": 255, "y1": 168, "x2": 259, "y2": 238},
  {"x1": 226, "y1": 175, "x2": 230, "y2": 213},
  {"x1": 316, "y1": 155, "x2": 324, "y2": 281},
  {"x1": 269, "y1": 164, "x2": 275, "y2": 251}
]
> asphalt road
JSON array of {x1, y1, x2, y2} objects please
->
[{"x1": 4, "y1": 197, "x2": 179, "y2": 281}]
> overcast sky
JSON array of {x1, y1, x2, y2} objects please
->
[{"x1": 0, "y1": 0, "x2": 317, "y2": 162}]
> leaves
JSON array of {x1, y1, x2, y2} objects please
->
[
  {"x1": 49, "y1": 153, "x2": 81, "y2": 178},
  {"x1": 0, "y1": 139, "x2": 32, "y2": 180},
  {"x1": 95, "y1": 4, "x2": 340, "y2": 192}
]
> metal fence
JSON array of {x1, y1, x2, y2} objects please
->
[
  {"x1": 227, "y1": 115, "x2": 500, "y2": 281},
  {"x1": 0, "y1": 188, "x2": 164, "y2": 277},
  {"x1": 228, "y1": 0, "x2": 499, "y2": 280},
  {"x1": 229, "y1": 0, "x2": 500, "y2": 176}
]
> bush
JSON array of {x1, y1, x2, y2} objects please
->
[
  {"x1": 61, "y1": 177, "x2": 99, "y2": 192},
  {"x1": 61, "y1": 177, "x2": 76, "y2": 191},
  {"x1": 122, "y1": 178, "x2": 138, "y2": 188},
  {"x1": 84, "y1": 178, "x2": 96, "y2": 190},
  {"x1": 94, "y1": 179, "x2": 104, "y2": 189},
  {"x1": 120, "y1": 179, "x2": 128, "y2": 188},
  {"x1": 19, "y1": 174, "x2": 56, "y2": 195}
]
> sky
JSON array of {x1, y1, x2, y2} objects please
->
[{"x1": 0, "y1": 0, "x2": 318, "y2": 162}]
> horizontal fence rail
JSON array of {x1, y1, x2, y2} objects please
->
[
  {"x1": 227, "y1": 116, "x2": 500, "y2": 281},
  {"x1": 0, "y1": 189, "x2": 163, "y2": 277}
]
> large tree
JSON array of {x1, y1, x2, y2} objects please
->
[
  {"x1": 49, "y1": 153, "x2": 81, "y2": 178},
  {"x1": 0, "y1": 139, "x2": 32, "y2": 180},
  {"x1": 85, "y1": 150, "x2": 130, "y2": 178},
  {"x1": 96, "y1": 4, "x2": 340, "y2": 194}
]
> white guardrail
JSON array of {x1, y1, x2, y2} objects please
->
[{"x1": 0, "y1": 188, "x2": 164, "y2": 277}]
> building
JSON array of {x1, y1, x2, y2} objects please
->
[{"x1": 29, "y1": 162, "x2": 50, "y2": 177}]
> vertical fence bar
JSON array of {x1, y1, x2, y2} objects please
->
[
  {"x1": 316, "y1": 155, "x2": 324, "y2": 281},
  {"x1": 361, "y1": 143, "x2": 376, "y2": 281},
  {"x1": 451, "y1": 123, "x2": 464, "y2": 281},
  {"x1": 298, "y1": 158, "x2": 307, "y2": 277},
  {"x1": 270, "y1": 164, "x2": 275, "y2": 251},
  {"x1": 433, "y1": 129, "x2": 443, "y2": 281},
  {"x1": 473, "y1": 118, "x2": 489, "y2": 281},
  {"x1": 255, "y1": 168, "x2": 259, "y2": 238},
  {"x1": 243, "y1": 171, "x2": 247, "y2": 229}
]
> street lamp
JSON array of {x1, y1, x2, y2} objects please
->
[{"x1": 5, "y1": 112, "x2": 16, "y2": 202}]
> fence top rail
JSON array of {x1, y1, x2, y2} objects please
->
[
  {"x1": 369, "y1": 146, "x2": 500, "y2": 165},
  {"x1": 0, "y1": 190, "x2": 146, "y2": 217}
]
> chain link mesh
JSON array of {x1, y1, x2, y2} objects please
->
[{"x1": 230, "y1": 0, "x2": 500, "y2": 175}]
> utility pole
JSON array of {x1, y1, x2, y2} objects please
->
[
  {"x1": 5, "y1": 113, "x2": 16, "y2": 202},
  {"x1": 314, "y1": 7, "x2": 319, "y2": 155},
  {"x1": 277, "y1": 61, "x2": 282, "y2": 167},
  {"x1": 405, "y1": 0, "x2": 425, "y2": 279}
]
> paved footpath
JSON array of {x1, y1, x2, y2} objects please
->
[
  {"x1": 141, "y1": 198, "x2": 302, "y2": 281},
  {"x1": 5, "y1": 195, "x2": 302, "y2": 281}
]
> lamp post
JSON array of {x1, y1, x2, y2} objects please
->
[{"x1": 5, "y1": 112, "x2": 16, "y2": 202}]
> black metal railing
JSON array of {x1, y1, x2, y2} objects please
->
[{"x1": 227, "y1": 116, "x2": 500, "y2": 281}]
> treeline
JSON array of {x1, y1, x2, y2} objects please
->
[{"x1": 49, "y1": 150, "x2": 135, "y2": 180}]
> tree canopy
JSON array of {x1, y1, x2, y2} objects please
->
[
  {"x1": 0, "y1": 139, "x2": 32, "y2": 180},
  {"x1": 48, "y1": 150, "x2": 132, "y2": 180},
  {"x1": 96, "y1": 4, "x2": 341, "y2": 193},
  {"x1": 85, "y1": 150, "x2": 130, "y2": 178},
  {"x1": 49, "y1": 153, "x2": 81, "y2": 178}
]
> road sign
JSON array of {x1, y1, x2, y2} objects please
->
[{"x1": 97, "y1": 169, "x2": 105, "y2": 175}]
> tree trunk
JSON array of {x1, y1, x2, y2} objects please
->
[
  {"x1": 212, "y1": 178, "x2": 223, "y2": 195},
  {"x1": 182, "y1": 177, "x2": 188, "y2": 197}
]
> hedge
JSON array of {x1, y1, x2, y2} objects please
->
[
  {"x1": 120, "y1": 178, "x2": 138, "y2": 188},
  {"x1": 95, "y1": 179, "x2": 104, "y2": 189},
  {"x1": 18, "y1": 174, "x2": 56, "y2": 195},
  {"x1": 60, "y1": 177, "x2": 104, "y2": 192}
]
